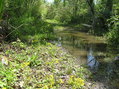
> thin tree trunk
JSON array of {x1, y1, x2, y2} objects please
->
[
  {"x1": 86, "y1": 0, "x2": 95, "y2": 31},
  {"x1": 63, "y1": 0, "x2": 66, "y2": 7},
  {"x1": 86, "y1": 0, "x2": 95, "y2": 16}
]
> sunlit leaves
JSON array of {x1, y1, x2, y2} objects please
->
[{"x1": 68, "y1": 75, "x2": 85, "y2": 88}]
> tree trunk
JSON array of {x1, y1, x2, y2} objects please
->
[
  {"x1": 104, "y1": 0, "x2": 113, "y2": 19},
  {"x1": 86, "y1": 0, "x2": 95, "y2": 16},
  {"x1": 63, "y1": 0, "x2": 66, "y2": 7},
  {"x1": 86, "y1": 0, "x2": 95, "y2": 31}
]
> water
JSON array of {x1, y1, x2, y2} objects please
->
[
  {"x1": 56, "y1": 30, "x2": 119, "y2": 89},
  {"x1": 87, "y1": 48, "x2": 99, "y2": 71}
]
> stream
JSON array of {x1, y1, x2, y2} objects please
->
[{"x1": 56, "y1": 30, "x2": 119, "y2": 89}]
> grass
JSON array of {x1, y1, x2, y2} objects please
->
[
  {"x1": 45, "y1": 19, "x2": 66, "y2": 32},
  {"x1": 0, "y1": 39, "x2": 90, "y2": 89}
]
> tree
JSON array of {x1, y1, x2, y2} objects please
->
[{"x1": 104, "y1": 0, "x2": 113, "y2": 19}]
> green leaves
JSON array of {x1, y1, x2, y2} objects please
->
[
  {"x1": 0, "y1": 63, "x2": 17, "y2": 88},
  {"x1": 0, "y1": 81, "x2": 6, "y2": 88},
  {"x1": 0, "y1": 0, "x2": 4, "y2": 19},
  {"x1": 106, "y1": 15, "x2": 119, "y2": 45}
]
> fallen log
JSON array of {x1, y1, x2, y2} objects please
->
[{"x1": 82, "y1": 24, "x2": 92, "y2": 28}]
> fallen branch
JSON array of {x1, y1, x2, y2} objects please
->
[
  {"x1": 82, "y1": 24, "x2": 92, "y2": 28},
  {"x1": 5, "y1": 24, "x2": 27, "y2": 39}
]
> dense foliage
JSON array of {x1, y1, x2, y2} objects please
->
[
  {"x1": 0, "y1": 0, "x2": 54, "y2": 43},
  {"x1": 106, "y1": 2, "x2": 119, "y2": 46}
]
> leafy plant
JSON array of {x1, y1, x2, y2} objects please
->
[
  {"x1": 68, "y1": 75, "x2": 85, "y2": 89},
  {"x1": 0, "y1": 63, "x2": 17, "y2": 88},
  {"x1": 106, "y1": 15, "x2": 119, "y2": 46}
]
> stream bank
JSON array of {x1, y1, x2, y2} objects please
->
[{"x1": 0, "y1": 39, "x2": 91, "y2": 89}]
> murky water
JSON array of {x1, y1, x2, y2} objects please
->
[{"x1": 56, "y1": 30, "x2": 119, "y2": 89}]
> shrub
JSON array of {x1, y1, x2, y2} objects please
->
[{"x1": 106, "y1": 15, "x2": 119, "y2": 46}]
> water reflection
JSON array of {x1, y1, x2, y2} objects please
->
[
  {"x1": 87, "y1": 47, "x2": 99, "y2": 71},
  {"x1": 57, "y1": 32, "x2": 108, "y2": 65},
  {"x1": 56, "y1": 31, "x2": 119, "y2": 89}
]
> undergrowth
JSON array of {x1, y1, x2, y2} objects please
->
[{"x1": 0, "y1": 39, "x2": 90, "y2": 89}]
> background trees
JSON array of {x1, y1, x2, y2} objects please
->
[
  {"x1": 46, "y1": 0, "x2": 119, "y2": 46},
  {"x1": 0, "y1": 0, "x2": 119, "y2": 46}
]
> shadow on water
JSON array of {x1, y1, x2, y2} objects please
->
[{"x1": 56, "y1": 30, "x2": 119, "y2": 89}]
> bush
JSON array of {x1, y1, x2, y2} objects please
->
[
  {"x1": 1, "y1": 0, "x2": 54, "y2": 43},
  {"x1": 106, "y1": 15, "x2": 119, "y2": 46}
]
